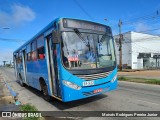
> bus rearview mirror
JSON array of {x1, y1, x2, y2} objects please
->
[{"x1": 52, "y1": 30, "x2": 59, "y2": 44}]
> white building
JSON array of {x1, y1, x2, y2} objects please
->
[{"x1": 114, "y1": 31, "x2": 160, "y2": 69}]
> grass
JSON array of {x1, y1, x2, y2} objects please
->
[
  {"x1": 20, "y1": 104, "x2": 38, "y2": 111},
  {"x1": 20, "y1": 104, "x2": 42, "y2": 120},
  {"x1": 118, "y1": 76, "x2": 160, "y2": 85}
]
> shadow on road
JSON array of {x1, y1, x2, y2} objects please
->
[
  {"x1": 50, "y1": 94, "x2": 107, "y2": 110},
  {"x1": 16, "y1": 80, "x2": 107, "y2": 110}
]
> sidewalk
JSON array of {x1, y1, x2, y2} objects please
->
[
  {"x1": 0, "y1": 72, "x2": 19, "y2": 111},
  {"x1": 119, "y1": 68, "x2": 160, "y2": 72},
  {"x1": 118, "y1": 70, "x2": 160, "y2": 79}
]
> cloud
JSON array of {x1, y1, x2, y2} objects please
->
[
  {"x1": 0, "y1": 4, "x2": 36, "y2": 27},
  {"x1": 132, "y1": 22, "x2": 160, "y2": 35},
  {"x1": 134, "y1": 23, "x2": 150, "y2": 32},
  {"x1": 12, "y1": 4, "x2": 36, "y2": 24}
]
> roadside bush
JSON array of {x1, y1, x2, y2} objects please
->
[
  {"x1": 20, "y1": 104, "x2": 40, "y2": 120},
  {"x1": 118, "y1": 76, "x2": 128, "y2": 81}
]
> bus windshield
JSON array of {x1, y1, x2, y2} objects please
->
[{"x1": 61, "y1": 31, "x2": 116, "y2": 69}]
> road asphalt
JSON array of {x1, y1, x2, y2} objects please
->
[{"x1": 0, "y1": 67, "x2": 160, "y2": 120}]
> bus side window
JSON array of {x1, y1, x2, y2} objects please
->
[
  {"x1": 38, "y1": 47, "x2": 45, "y2": 59},
  {"x1": 31, "y1": 51, "x2": 37, "y2": 60},
  {"x1": 19, "y1": 56, "x2": 22, "y2": 64},
  {"x1": 18, "y1": 51, "x2": 22, "y2": 64},
  {"x1": 31, "y1": 40, "x2": 37, "y2": 61},
  {"x1": 37, "y1": 35, "x2": 45, "y2": 60},
  {"x1": 27, "y1": 52, "x2": 31, "y2": 61},
  {"x1": 15, "y1": 54, "x2": 18, "y2": 64},
  {"x1": 27, "y1": 44, "x2": 31, "y2": 61}
]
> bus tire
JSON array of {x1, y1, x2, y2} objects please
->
[
  {"x1": 41, "y1": 80, "x2": 51, "y2": 102},
  {"x1": 19, "y1": 74, "x2": 25, "y2": 87}
]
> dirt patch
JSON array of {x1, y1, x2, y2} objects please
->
[
  {"x1": 0, "y1": 73, "x2": 10, "y2": 97},
  {"x1": 118, "y1": 70, "x2": 160, "y2": 79},
  {"x1": 0, "y1": 73, "x2": 4, "y2": 96},
  {"x1": 0, "y1": 96, "x2": 14, "y2": 104},
  {"x1": 0, "y1": 72, "x2": 19, "y2": 111}
]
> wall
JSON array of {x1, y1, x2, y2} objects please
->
[
  {"x1": 131, "y1": 31, "x2": 160, "y2": 69},
  {"x1": 114, "y1": 31, "x2": 160, "y2": 69}
]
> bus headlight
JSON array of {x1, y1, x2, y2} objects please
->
[
  {"x1": 63, "y1": 80, "x2": 81, "y2": 90},
  {"x1": 111, "y1": 75, "x2": 117, "y2": 83}
]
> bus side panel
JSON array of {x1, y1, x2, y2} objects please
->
[
  {"x1": 26, "y1": 62, "x2": 35, "y2": 87},
  {"x1": 26, "y1": 59, "x2": 50, "y2": 92},
  {"x1": 35, "y1": 59, "x2": 50, "y2": 92}
]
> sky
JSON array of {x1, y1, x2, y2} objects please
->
[{"x1": 0, "y1": 0, "x2": 160, "y2": 65}]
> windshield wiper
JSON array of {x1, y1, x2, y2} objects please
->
[
  {"x1": 99, "y1": 33, "x2": 107, "y2": 44},
  {"x1": 73, "y1": 28, "x2": 89, "y2": 47}
]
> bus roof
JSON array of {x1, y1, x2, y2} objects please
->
[{"x1": 14, "y1": 17, "x2": 110, "y2": 53}]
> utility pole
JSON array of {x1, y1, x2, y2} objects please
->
[
  {"x1": 10, "y1": 60, "x2": 12, "y2": 66},
  {"x1": 118, "y1": 19, "x2": 123, "y2": 71}
]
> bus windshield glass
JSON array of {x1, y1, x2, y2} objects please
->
[{"x1": 61, "y1": 31, "x2": 116, "y2": 69}]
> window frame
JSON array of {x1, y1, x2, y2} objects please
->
[
  {"x1": 37, "y1": 35, "x2": 45, "y2": 60},
  {"x1": 37, "y1": 46, "x2": 45, "y2": 60},
  {"x1": 31, "y1": 40, "x2": 37, "y2": 61}
]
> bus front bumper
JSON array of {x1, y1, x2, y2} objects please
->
[{"x1": 62, "y1": 79, "x2": 118, "y2": 102}]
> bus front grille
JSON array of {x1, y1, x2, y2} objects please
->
[
  {"x1": 77, "y1": 71, "x2": 112, "y2": 80},
  {"x1": 82, "y1": 91, "x2": 94, "y2": 96}
]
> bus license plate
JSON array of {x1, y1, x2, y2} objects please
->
[
  {"x1": 83, "y1": 81, "x2": 94, "y2": 86},
  {"x1": 94, "y1": 88, "x2": 102, "y2": 93}
]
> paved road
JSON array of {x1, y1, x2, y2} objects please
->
[{"x1": 0, "y1": 67, "x2": 160, "y2": 120}]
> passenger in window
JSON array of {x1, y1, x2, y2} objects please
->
[
  {"x1": 62, "y1": 50, "x2": 69, "y2": 67},
  {"x1": 61, "y1": 42, "x2": 69, "y2": 67},
  {"x1": 39, "y1": 54, "x2": 45, "y2": 59},
  {"x1": 85, "y1": 48, "x2": 95, "y2": 62},
  {"x1": 38, "y1": 47, "x2": 45, "y2": 59}
]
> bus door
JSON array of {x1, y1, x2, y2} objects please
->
[
  {"x1": 46, "y1": 35, "x2": 61, "y2": 98},
  {"x1": 21, "y1": 49, "x2": 27, "y2": 84},
  {"x1": 13, "y1": 53, "x2": 18, "y2": 78}
]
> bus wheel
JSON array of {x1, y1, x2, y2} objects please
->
[
  {"x1": 19, "y1": 74, "x2": 24, "y2": 87},
  {"x1": 41, "y1": 82, "x2": 51, "y2": 102}
]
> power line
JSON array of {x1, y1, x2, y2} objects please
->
[
  {"x1": 114, "y1": 33, "x2": 160, "y2": 53},
  {"x1": 123, "y1": 18, "x2": 160, "y2": 28},
  {"x1": 116, "y1": 40, "x2": 160, "y2": 54},
  {"x1": 112, "y1": 18, "x2": 160, "y2": 31},
  {"x1": 135, "y1": 27, "x2": 160, "y2": 33},
  {"x1": 0, "y1": 37, "x2": 26, "y2": 43},
  {"x1": 125, "y1": 17, "x2": 160, "y2": 27},
  {"x1": 111, "y1": 9, "x2": 160, "y2": 29},
  {"x1": 114, "y1": 24, "x2": 160, "y2": 37},
  {"x1": 113, "y1": 9, "x2": 160, "y2": 69},
  {"x1": 123, "y1": 10, "x2": 160, "y2": 25},
  {"x1": 115, "y1": 36, "x2": 160, "y2": 53},
  {"x1": 132, "y1": 42, "x2": 160, "y2": 53},
  {"x1": 115, "y1": 33, "x2": 160, "y2": 41},
  {"x1": 73, "y1": 0, "x2": 94, "y2": 20}
]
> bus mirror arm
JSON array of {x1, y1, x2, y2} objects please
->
[{"x1": 52, "y1": 30, "x2": 60, "y2": 44}]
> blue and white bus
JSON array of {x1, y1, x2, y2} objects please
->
[{"x1": 13, "y1": 18, "x2": 117, "y2": 102}]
